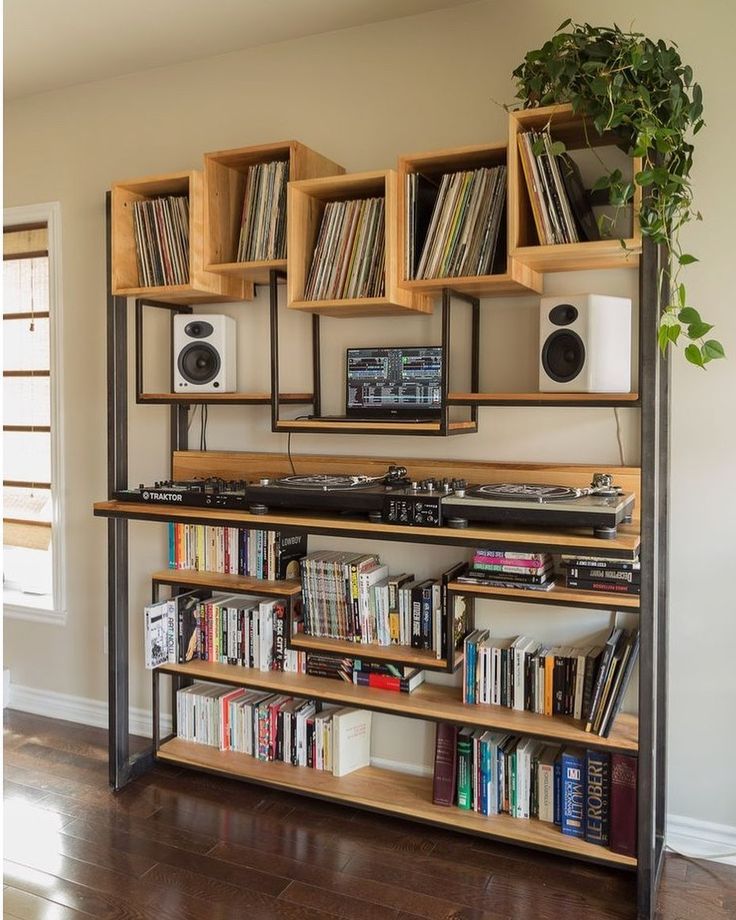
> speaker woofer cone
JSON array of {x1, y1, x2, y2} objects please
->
[
  {"x1": 178, "y1": 342, "x2": 221, "y2": 384},
  {"x1": 542, "y1": 330, "x2": 585, "y2": 383}
]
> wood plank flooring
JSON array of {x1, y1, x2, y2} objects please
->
[{"x1": 4, "y1": 709, "x2": 735, "y2": 920}]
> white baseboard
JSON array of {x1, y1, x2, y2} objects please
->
[
  {"x1": 7, "y1": 679, "x2": 736, "y2": 864},
  {"x1": 666, "y1": 814, "x2": 736, "y2": 865},
  {"x1": 4, "y1": 670, "x2": 11, "y2": 708}
]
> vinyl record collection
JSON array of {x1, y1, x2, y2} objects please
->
[
  {"x1": 433, "y1": 724, "x2": 637, "y2": 855},
  {"x1": 462, "y1": 624, "x2": 639, "y2": 738},
  {"x1": 236, "y1": 159, "x2": 289, "y2": 262},
  {"x1": 406, "y1": 166, "x2": 507, "y2": 280},
  {"x1": 518, "y1": 128, "x2": 600, "y2": 245},
  {"x1": 456, "y1": 549, "x2": 555, "y2": 592},
  {"x1": 132, "y1": 194, "x2": 190, "y2": 286},
  {"x1": 561, "y1": 554, "x2": 641, "y2": 596},
  {"x1": 168, "y1": 522, "x2": 306, "y2": 580},
  {"x1": 176, "y1": 682, "x2": 372, "y2": 777},
  {"x1": 299, "y1": 552, "x2": 468, "y2": 657},
  {"x1": 304, "y1": 197, "x2": 386, "y2": 300}
]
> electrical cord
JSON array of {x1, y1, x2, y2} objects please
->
[
  {"x1": 199, "y1": 404, "x2": 208, "y2": 452},
  {"x1": 613, "y1": 407, "x2": 625, "y2": 465}
]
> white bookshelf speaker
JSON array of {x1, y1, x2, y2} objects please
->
[
  {"x1": 538, "y1": 294, "x2": 632, "y2": 393},
  {"x1": 173, "y1": 314, "x2": 236, "y2": 393}
]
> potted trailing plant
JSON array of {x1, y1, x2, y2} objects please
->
[{"x1": 512, "y1": 20, "x2": 723, "y2": 367}]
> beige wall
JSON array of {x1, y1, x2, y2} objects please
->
[{"x1": 4, "y1": 0, "x2": 735, "y2": 826}]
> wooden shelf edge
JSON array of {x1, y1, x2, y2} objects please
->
[
  {"x1": 92, "y1": 501, "x2": 642, "y2": 559},
  {"x1": 448, "y1": 580, "x2": 639, "y2": 610},
  {"x1": 287, "y1": 298, "x2": 433, "y2": 317},
  {"x1": 155, "y1": 737, "x2": 637, "y2": 868},
  {"x1": 448, "y1": 392, "x2": 639, "y2": 407},
  {"x1": 157, "y1": 659, "x2": 638, "y2": 753},
  {"x1": 272, "y1": 420, "x2": 477, "y2": 435},
  {"x1": 152, "y1": 569, "x2": 301, "y2": 597},
  {"x1": 288, "y1": 633, "x2": 458, "y2": 672},
  {"x1": 138, "y1": 392, "x2": 312, "y2": 405}
]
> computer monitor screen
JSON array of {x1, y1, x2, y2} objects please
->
[{"x1": 346, "y1": 346, "x2": 443, "y2": 418}]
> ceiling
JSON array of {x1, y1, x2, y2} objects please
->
[{"x1": 4, "y1": 0, "x2": 474, "y2": 100}]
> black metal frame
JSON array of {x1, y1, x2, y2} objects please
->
[
  {"x1": 270, "y1": 272, "x2": 480, "y2": 435},
  {"x1": 103, "y1": 194, "x2": 667, "y2": 918}
]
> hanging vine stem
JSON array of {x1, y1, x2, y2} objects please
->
[{"x1": 511, "y1": 19, "x2": 724, "y2": 368}]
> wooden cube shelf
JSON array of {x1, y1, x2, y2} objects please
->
[
  {"x1": 111, "y1": 170, "x2": 251, "y2": 304},
  {"x1": 203, "y1": 140, "x2": 344, "y2": 283},
  {"x1": 287, "y1": 170, "x2": 433, "y2": 317},
  {"x1": 397, "y1": 143, "x2": 542, "y2": 297},
  {"x1": 508, "y1": 103, "x2": 642, "y2": 272}
]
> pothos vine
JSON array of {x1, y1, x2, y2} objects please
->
[{"x1": 512, "y1": 20, "x2": 724, "y2": 368}]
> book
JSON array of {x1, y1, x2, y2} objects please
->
[
  {"x1": 144, "y1": 601, "x2": 170, "y2": 669},
  {"x1": 537, "y1": 746, "x2": 558, "y2": 823},
  {"x1": 352, "y1": 669, "x2": 425, "y2": 693},
  {"x1": 599, "y1": 631, "x2": 640, "y2": 737},
  {"x1": 561, "y1": 747, "x2": 586, "y2": 837},
  {"x1": 432, "y1": 723, "x2": 458, "y2": 806},
  {"x1": 456, "y1": 728, "x2": 473, "y2": 809},
  {"x1": 585, "y1": 628, "x2": 624, "y2": 733},
  {"x1": 332, "y1": 708, "x2": 372, "y2": 777},
  {"x1": 585, "y1": 750, "x2": 611, "y2": 846},
  {"x1": 610, "y1": 753, "x2": 638, "y2": 856}
]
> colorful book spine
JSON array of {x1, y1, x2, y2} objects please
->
[
  {"x1": 432, "y1": 723, "x2": 458, "y2": 806},
  {"x1": 610, "y1": 753, "x2": 638, "y2": 856},
  {"x1": 585, "y1": 750, "x2": 611, "y2": 846},
  {"x1": 456, "y1": 730, "x2": 473, "y2": 809},
  {"x1": 561, "y1": 748, "x2": 585, "y2": 837}
]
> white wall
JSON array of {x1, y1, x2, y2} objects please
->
[{"x1": 4, "y1": 0, "x2": 735, "y2": 828}]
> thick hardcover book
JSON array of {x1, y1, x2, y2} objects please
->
[
  {"x1": 177, "y1": 589, "x2": 211, "y2": 663},
  {"x1": 600, "y1": 631, "x2": 640, "y2": 737},
  {"x1": 432, "y1": 723, "x2": 458, "y2": 806},
  {"x1": 560, "y1": 555, "x2": 640, "y2": 572},
  {"x1": 420, "y1": 582, "x2": 434, "y2": 650},
  {"x1": 585, "y1": 750, "x2": 611, "y2": 846},
  {"x1": 585, "y1": 628, "x2": 624, "y2": 732},
  {"x1": 275, "y1": 531, "x2": 308, "y2": 580},
  {"x1": 352, "y1": 670, "x2": 425, "y2": 693},
  {"x1": 566, "y1": 576, "x2": 640, "y2": 596},
  {"x1": 566, "y1": 566, "x2": 640, "y2": 584},
  {"x1": 456, "y1": 729, "x2": 473, "y2": 809},
  {"x1": 553, "y1": 752, "x2": 562, "y2": 826},
  {"x1": 581, "y1": 647, "x2": 604, "y2": 722},
  {"x1": 610, "y1": 753, "x2": 638, "y2": 856},
  {"x1": 561, "y1": 747, "x2": 586, "y2": 837}
]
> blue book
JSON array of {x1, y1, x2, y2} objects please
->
[
  {"x1": 167, "y1": 523, "x2": 175, "y2": 569},
  {"x1": 585, "y1": 749, "x2": 611, "y2": 846},
  {"x1": 561, "y1": 747, "x2": 586, "y2": 837},
  {"x1": 479, "y1": 736, "x2": 490, "y2": 815},
  {"x1": 554, "y1": 752, "x2": 562, "y2": 825}
]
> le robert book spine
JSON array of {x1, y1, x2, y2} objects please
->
[
  {"x1": 610, "y1": 753, "x2": 638, "y2": 856},
  {"x1": 561, "y1": 747, "x2": 585, "y2": 837},
  {"x1": 584, "y1": 750, "x2": 610, "y2": 846},
  {"x1": 432, "y1": 723, "x2": 458, "y2": 806}
]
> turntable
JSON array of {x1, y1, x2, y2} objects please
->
[{"x1": 441, "y1": 474, "x2": 635, "y2": 538}]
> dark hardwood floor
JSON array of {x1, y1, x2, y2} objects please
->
[{"x1": 3, "y1": 709, "x2": 735, "y2": 920}]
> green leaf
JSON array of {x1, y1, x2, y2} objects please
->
[
  {"x1": 667, "y1": 324, "x2": 681, "y2": 344},
  {"x1": 636, "y1": 170, "x2": 655, "y2": 186},
  {"x1": 678, "y1": 307, "x2": 701, "y2": 324},
  {"x1": 678, "y1": 253, "x2": 698, "y2": 265},
  {"x1": 548, "y1": 140, "x2": 566, "y2": 156},
  {"x1": 703, "y1": 339, "x2": 725, "y2": 360},
  {"x1": 685, "y1": 344, "x2": 705, "y2": 367},
  {"x1": 556, "y1": 18, "x2": 572, "y2": 32},
  {"x1": 687, "y1": 321, "x2": 713, "y2": 339},
  {"x1": 592, "y1": 175, "x2": 611, "y2": 191},
  {"x1": 658, "y1": 325, "x2": 670, "y2": 353},
  {"x1": 677, "y1": 283, "x2": 686, "y2": 306}
]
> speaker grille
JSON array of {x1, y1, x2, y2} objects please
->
[
  {"x1": 542, "y1": 330, "x2": 585, "y2": 383},
  {"x1": 178, "y1": 342, "x2": 221, "y2": 385}
]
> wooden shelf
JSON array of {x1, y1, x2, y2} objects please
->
[
  {"x1": 272, "y1": 419, "x2": 477, "y2": 436},
  {"x1": 507, "y1": 103, "x2": 642, "y2": 273},
  {"x1": 159, "y1": 659, "x2": 638, "y2": 753},
  {"x1": 156, "y1": 736, "x2": 636, "y2": 868},
  {"x1": 287, "y1": 170, "x2": 433, "y2": 317},
  {"x1": 151, "y1": 569, "x2": 301, "y2": 597},
  {"x1": 448, "y1": 579, "x2": 639, "y2": 611},
  {"x1": 397, "y1": 143, "x2": 542, "y2": 297},
  {"x1": 286, "y1": 633, "x2": 459, "y2": 673},
  {"x1": 111, "y1": 170, "x2": 252, "y2": 303},
  {"x1": 448, "y1": 391, "x2": 640, "y2": 407},
  {"x1": 137, "y1": 392, "x2": 312, "y2": 405},
  {"x1": 94, "y1": 500, "x2": 641, "y2": 559},
  {"x1": 203, "y1": 141, "x2": 344, "y2": 283}
]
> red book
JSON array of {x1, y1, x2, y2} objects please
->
[
  {"x1": 610, "y1": 753, "x2": 638, "y2": 856},
  {"x1": 432, "y1": 723, "x2": 458, "y2": 806}
]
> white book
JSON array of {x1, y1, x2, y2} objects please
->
[
  {"x1": 537, "y1": 745, "x2": 558, "y2": 823},
  {"x1": 332, "y1": 709, "x2": 372, "y2": 777},
  {"x1": 259, "y1": 600, "x2": 275, "y2": 671}
]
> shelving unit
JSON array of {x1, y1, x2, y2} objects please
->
[
  {"x1": 111, "y1": 171, "x2": 251, "y2": 304},
  {"x1": 287, "y1": 170, "x2": 433, "y2": 317},
  {"x1": 397, "y1": 143, "x2": 542, "y2": 296},
  {"x1": 203, "y1": 140, "x2": 344, "y2": 283},
  {"x1": 508, "y1": 102, "x2": 642, "y2": 273},
  {"x1": 100, "y1": 112, "x2": 668, "y2": 918}
]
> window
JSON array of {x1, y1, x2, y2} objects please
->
[{"x1": 3, "y1": 203, "x2": 65, "y2": 623}]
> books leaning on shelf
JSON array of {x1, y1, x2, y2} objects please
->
[
  {"x1": 176, "y1": 681, "x2": 372, "y2": 776},
  {"x1": 517, "y1": 128, "x2": 600, "y2": 246},
  {"x1": 462, "y1": 624, "x2": 639, "y2": 738},
  {"x1": 236, "y1": 159, "x2": 289, "y2": 262},
  {"x1": 298, "y1": 554, "x2": 468, "y2": 658},
  {"x1": 132, "y1": 194, "x2": 190, "y2": 287},
  {"x1": 406, "y1": 165, "x2": 507, "y2": 280},
  {"x1": 457, "y1": 548, "x2": 555, "y2": 592},
  {"x1": 304, "y1": 653, "x2": 426, "y2": 693},
  {"x1": 432, "y1": 724, "x2": 637, "y2": 856},
  {"x1": 561, "y1": 554, "x2": 641, "y2": 596},
  {"x1": 303, "y1": 197, "x2": 386, "y2": 300},
  {"x1": 145, "y1": 591, "x2": 305, "y2": 673},
  {"x1": 168, "y1": 523, "x2": 307, "y2": 580}
]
